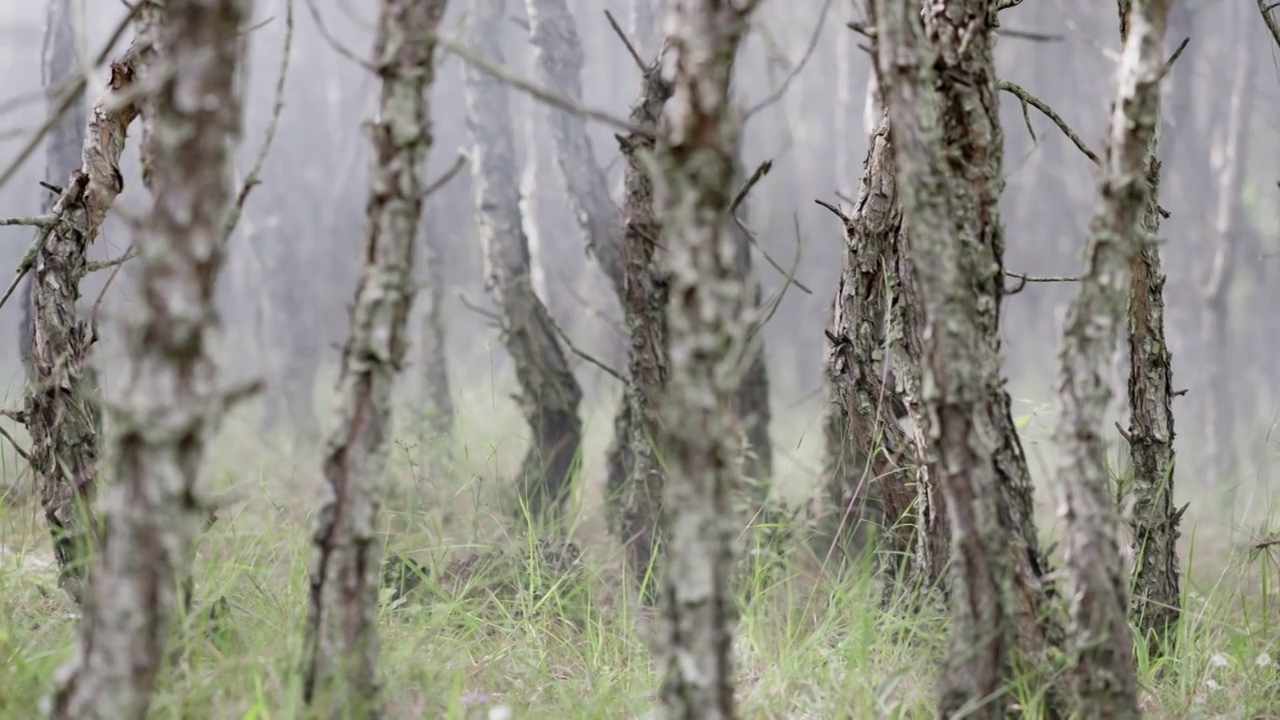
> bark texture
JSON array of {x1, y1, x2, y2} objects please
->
[
  {"x1": 608, "y1": 56, "x2": 674, "y2": 602},
  {"x1": 23, "y1": 0, "x2": 102, "y2": 604},
  {"x1": 654, "y1": 0, "x2": 757, "y2": 716},
  {"x1": 872, "y1": 0, "x2": 1060, "y2": 714},
  {"x1": 464, "y1": 0, "x2": 583, "y2": 529},
  {"x1": 1053, "y1": 0, "x2": 1170, "y2": 715},
  {"x1": 813, "y1": 115, "x2": 917, "y2": 575},
  {"x1": 1126, "y1": 1, "x2": 1185, "y2": 648},
  {"x1": 50, "y1": 1, "x2": 249, "y2": 717},
  {"x1": 302, "y1": 0, "x2": 449, "y2": 714}
]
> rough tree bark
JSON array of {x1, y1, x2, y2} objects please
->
[
  {"x1": 301, "y1": 0, "x2": 449, "y2": 714},
  {"x1": 49, "y1": 1, "x2": 250, "y2": 717},
  {"x1": 654, "y1": 0, "x2": 758, "y2": 715},
  {"x1": 1126, "y1": 0, "x2": 1186, "y2": 649},
  {"x1": 1052, "y1": 0, "x2": 1170, "y2": 716},
  {"x1": 872, "y1": 0, "x2": 1061, "y2": 714},
  {"x1": 812, "y1": 114, "x2": 918, "y2": 576},
  {"x1": 464, "y1": 0, "x2": 583, "y2": 530},
  {"x1": 608, "y1": 56, "x2": 674, "y2": 601},
  {"x1": 19, "y1": 0, "x2": 100, "y2": 605}
]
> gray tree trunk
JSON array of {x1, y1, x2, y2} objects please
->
[
  {"x1": 50, "y1": 2, "x2": 250, "y2": 717},
  {"x1": 418, "y1": 204, "x2": 454, "y2": 467},
  {"x1": 21, "y1": 0, "x2": 98, "y2": 605},
  {"x1": 1053, "y1": 0, "x2": 1171, "y2": 716},
  {"x1": 872, "y1": 0, "x2": 1063, "y2": 714},
  {"x1": 653, "y1": 0, "x2": 758, "y2": 716},
  {"x1": 301, "y1": 1, "x2": 449, "y2": 714},
  {"x1": 464, "y1": 0, "x2": 584, "y2": 530}
]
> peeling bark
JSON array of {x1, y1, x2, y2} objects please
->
[
  {"x1": 1126, "y1": 3, "x2": 1189, "y2": 650},
  {"x1": 872, "y1": 0, "x2": 1061, "y2": 714},
  {"x1": 20, "y1": 0, "x2": 100, "y2": 605},
  {"x1": 812, "y1": 115, "x2": 918, "y2": 577},
  {"x1": 464, "y1": 0, "x2": 583, "y2": 530},
  {"x1": 653, "y1": 0, "x2": 756, "y2": 716},
  {"x1": 301, "y1": 1, "x2": 449, "y2": 714},
  {"x1": 607, "y1": 57, "x2": 673, "y2": 602},
  {"x1": 49, "y1": 2, "x2": 250, "y2": 717},
  {"x1": 1053, "y1": 0, "x2": 1170, "y2": 716}
]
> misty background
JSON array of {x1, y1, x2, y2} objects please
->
[{"x1": 1, "y1": 0, "x2": 1277, "y2": 532}]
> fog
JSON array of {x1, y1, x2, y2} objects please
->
[{"x1": 1, "y1": 0, "x2": 1277, "y2": 516}]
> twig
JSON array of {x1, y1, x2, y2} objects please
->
[
  {"x1": 1259, "y1": 0, "x2": 1280, "y2": 51},
  {"x1": 0, "y1": 214, "x2": 55, "y2": 227},
  {"x1": 1000, "y1": 28, "x2": 1064, "y2": 42},
  {"x1": 301, "y1": 0, "x2": 374, "y2": 71},
  {"x1": 429, "y1": 29, "x2": 646, "y2": 135},
  {"x1": 603, "y1": 10, "x2": 647, "y2": 73},
  {"x1": 424, "y1": 152, "x2": 467, "y2": 199},
  {"x1": 1004, "y1": 270, "x2": 1080, "y2": 295},
  {"x1": 90, "y1": 244, "x2": 132, "y2": 344},
  {"x1": 548, "y1": 317, "x2": 625, "y2": 383},
  {"x1": 85, "y1": 246, "x2": 138, "y2": 273},
  {"x1": 813, "y1": 198, "x2": 852, "y2": 225},
  {"x1": 457, "y1": 292, "x2": 501, "y2": 324},
  {"x1": 997, "y1": 80, "x2": 1100, "y2": 164},
  {"x1": 223, "y1": 0, "x2": 294, "y2": 245},
  {"x1": 730, "y1": 160, "x2": 771, "y2": 215},
  {"x1": 744, "y1": 213, "x2": 804, "y2": 352},
  {"x1": 733, "y1": 215, "x2": 813, "y2": 295},
  {"x1": 744, "y1": 0, "x2": 832, "y2": 121},
  {"x1": 0, "y1": 424, "x2": 31, "y2": 463},
  {"x1": 1160, "y1": 36, "x2": 1190, "y2": 80}
]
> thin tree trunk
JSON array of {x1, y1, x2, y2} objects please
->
[
  {"x1": 50, "y1": 2, "x2": 250, "y2": 717},
  {"x1": 20, "y1": 0, "x2": 97, "y2": 605},
  {"x1": 302, "y1": 1, "x2": 448, "y2": 714},
  {"x1": 730, "y1": 196, "x2": 774, "y2": 510},
  {"x1": 608, "y1": 58, "x2": 673, "y2": 602},
  {"x1": 813, "y1": 114, "x2": 918, "y2": 578},
  {"x1": 464, "y1": 0, "x2": 584, "y2": 531},
  {"x1": 1053, "y1": 0, "x2": 1170, "y2": 716},
  {"x1": 654, "y1": 0, "x2": 757, "y2": 716},
  {"x1": 1127, "y1": 3, "x2": 1190, "y2": 651},
  {"x1": 872, "y1": 0, "x2": 1062, "y2": 714},
  {"x1": 1200, "y1": 8, "x2": 1252, "y2": 508},
  {"x1": 418, "y1": 205, "x2": 454, "y2": 460}
]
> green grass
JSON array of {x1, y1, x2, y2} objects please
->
[{"x1": 0, "y1": 377, "x2": 1278, "y2": 719}]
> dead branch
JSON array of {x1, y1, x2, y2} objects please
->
[
  {"x1": 744, "y1": 0, "x2": 832, "y2": 121},
  {"x1": 549, "y1": 318, "x2": 625, "y2": 382},
  {"x1": 998, "y1": 79, "x2": 1100, "y2": 164},
  {"x1": 0, "y1": 424, "x2": 30, "y2": 463},
  {"x1": 223, "y1": 0, "x2": 294, "y2": 245},
  {"x1": 301, "y1": 0, "x2": 374, "y2": 71},
  {"x1": 1259, "y1": 0, "x2": 1280, "y2": 50},
  {"x1": 424, "y1": 152, "x2": 467, "y2": 198},
  {"x1": 603, "y1": 9, "x2": 647, "y2": 72}
]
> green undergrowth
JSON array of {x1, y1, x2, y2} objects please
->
[{"x1": 0, "y1": 387, "x2": 1277, "y2": 718}]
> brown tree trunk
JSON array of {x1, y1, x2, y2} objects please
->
[
  {"x1": 654, "y1": 0, "x2": 758, "y2": 716},
  {"x1": 1127, "y1": 2, "x2": 1191, "y2": 650},
  {"x1": 812, "y1": 114, "x2": 918, "y2": 579},
  {"x1": 21, "y1": 0, "x2": 98, "y2": 605},
  {"x1": 608, "y1": 60, "x2": 673, "y2": 602},
  {"x1": 1053, "y1": 0, "x2": 1171, "y2": 716},
  {"x1": 465, "y1": 0, "x2": 583, "y2": 530},
  {"x1": 301, "y1": 1, "x2": 449, "y2": 714},
  {"x1": 872, "y1": 0, "x2": 1062, "y2": 714},
  {"x1": 50, "y1": 2, "x2": 250, "y2": 717}
]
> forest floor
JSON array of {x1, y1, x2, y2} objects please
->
[{"x1": 1, "y1": 382, "x2": 1279, "y2": 719}]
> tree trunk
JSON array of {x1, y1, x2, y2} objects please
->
[
  {"x1": 301, "y1": 1, "x2": 449, "y2": 714},
  {"x1": 813, "y1": 114, "x2": 918, "y2": 579},
  {"x1": 1053, "y1": 0, "x2": 1171, "y2": 716},
  {"x1": 50, "y1": 2, "x2": 250, "y2": 717},
  {"x1": 730, "y1": 194, "x2": 774, "y2": 512},
  {"x1": 21, "y1": 0, "x2": 98, "y2": 605},
  {"x1": 464, "y1": 0, "x2": 584, "y2": 531},
  {"x1": 418, "y1": 205, "x2": 454, "y2": 465},
  {"x1": 872, "y1": 0, "x2": 1062, "y2": 714},
  {"x1": 607, "y1": 59, "x2": 673, "y2": 602},
  {"x1": 653, "y1": 0, "x2": 757, "y2": 716},
  {"x1": 1200, "y1": 7, "x2": 1252, "y2": 508}
]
